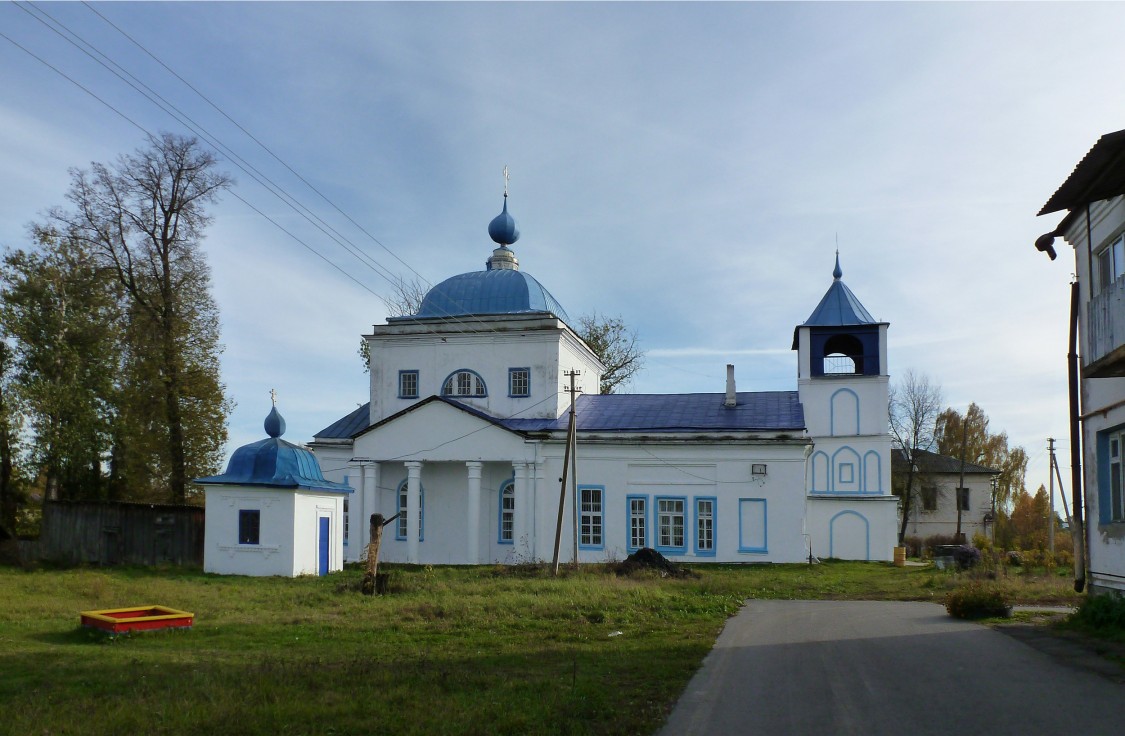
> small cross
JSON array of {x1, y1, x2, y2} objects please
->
[{"x1": 270, "y1": 388, "x2": 278, "y2": 406}]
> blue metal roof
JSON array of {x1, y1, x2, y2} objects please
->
[
  {"x1": 502, "y1": 392, "x2": 804, "y2": 433},
  {"x1": 197, "y1": 406, "x2": 352, "y2": 493},
  {"x1": 314, "y1": 403, "x2": 370, "y2": 440},
  {"x1": 803, "y1": 278, "x2": 877, "y2": 326},
  {"x1": 404, "y1": 268, "x2": 572, "y2": 323}
]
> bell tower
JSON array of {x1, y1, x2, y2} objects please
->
[{"x1": 793, "y1": 254, "x2": 890, "y2": 495}]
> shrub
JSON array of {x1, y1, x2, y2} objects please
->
[
  {"x1": 945, "y1": 582, "x2": 1011, "y2": 619},
  {"x1": 971, "y1": 533, "x2": 992, "y2": 553},
  {"x1": 1006, "y1": 550, "x2": 1022, "y2": 567},
  {"x1": 1070, "y1": 593, "x2": 1125, "y2": 631},
  {"x1": 903, "y1": 536, "x2": 923, "y2": 558},
  {"x1": 953, "y1": 546, "x2": 981, "y2": 570}
]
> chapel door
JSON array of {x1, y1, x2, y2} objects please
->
[{"x1": 318, "y1": 517, "x2": 330, "y2": 576}]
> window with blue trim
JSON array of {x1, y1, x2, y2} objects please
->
[
  {"x1": 238, "y1": 509, "x2": 260, "y2": 545},
  {"x1": 1104, "y1": 429, "x2": 1124, "y2": 523},
  {"x1": 508, "y1": 368, "x2": 530, "y2": 397},
  {"x1": 695, "y1": 497, "x2": 715, "y2": 555},
  {"x1": 398, "y1": 370, "x2": 419, "y2": 398},
  {"x1": 656, "y1": 497, "x2": 686, "y2": 552},
  {"x1": 397, "y1": 482, "x2": 425, "y2": 541},
  {"x1": 499, "y1": 481, "x2": 515, "y2": 543},
  {"x1": 738, "y1": 498, "x2": 767, "y2": 553},
  {"x1": 627, "y1": 496, "x2": 647, "y2": 551},
  {"x1": 580, "y1": 486, "x2": 604, "y2": 548},
  {"x1": 442, "y1": 369, "x2": 486, "y2": 397}
]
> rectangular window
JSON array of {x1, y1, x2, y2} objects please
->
[
  {"x1": 238, "y1": 509, "x2": 260, "y2": 545},
  {"x1": 738, "y1": 498, "x2": 767, "y2": 553},
  {"x1": 580, "y1": 486, "x2": 604, "y2": 548},
  {"x1": 398, "y1": 370, "x2": 419, "y2": 398},
  {"x1": 508, "y1": 367, "x2": 530, "y2": 397},
  {"x1": 627, "y1": 495, "x2": 647, "y2": 551},
  {"x1": 656, "y1": 497, "x2": 686, "y2": 552},
  {"x1": 957, "y1": 487, "x2": 970, "y2": 511},
  {"x1": 695, "y1": 497, "x2": 715, "y2": 555},
  {"x1": 921, "y1": 486, "x2": 938, "y2": 512},
  {"x1": 1110, "y1": 433, "x2": 1124, "y2": 522},
  {"x1": 1097, "y1": 234, "x2": 1125, "y2": 293}
]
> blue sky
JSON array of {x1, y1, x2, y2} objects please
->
[{"x1": 2, "y1": 2, "x2": 1123, "y2": 507}]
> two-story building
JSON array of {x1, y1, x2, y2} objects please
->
[{"x1": 1038, "y1": 128, "x2": 1125, "y2": 597}]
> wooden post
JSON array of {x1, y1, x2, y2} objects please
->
[{"x1": 361, "y1": 513, "x2": 385, "y2": 595}]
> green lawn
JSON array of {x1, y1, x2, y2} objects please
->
[{"x1": 0, "y1": 561, "x2": 1081, "y2": 735}]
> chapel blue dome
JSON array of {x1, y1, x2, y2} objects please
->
[
  {"x1": 487, "y1": 196, "x2": 520, "y2": 246},
  {"x1": 413, "y1": 268, "x2": 572, "y2": 323},
  {"x1": 195, "y1": 405, "x2": 352, "y2": 493}
]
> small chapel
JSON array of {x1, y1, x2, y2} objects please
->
[{"x1": 309, "y1": 190, "x2": 898, "y2": 565}]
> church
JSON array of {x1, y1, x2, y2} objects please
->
[{"x1": 309, "y1": 192, "x2": 898, "y2": 565}]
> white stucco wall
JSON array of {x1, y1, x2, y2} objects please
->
[
  {"x1": 901, "y1": 473, "x2": 995, "y2": 544},
  {"x1": 806, "y1": 496, "x2": 899, "y2": 561}
]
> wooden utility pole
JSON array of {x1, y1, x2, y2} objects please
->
[
  {"x1": 1047, "y1": 438, "x2": 1056, "y2": 559},
  {"x1": 552, "y1": 371, "x2": 581, "y2": 576},
  {"x1": 955, "y1": 412, "x2": 968, "y2": 542}
]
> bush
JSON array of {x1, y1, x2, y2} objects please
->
[
  {"x1": 971, "y1": 533, "x2": 992, "y2": 553},
  {"x1": 902, "y1": 536, "x2": 923, "y2": 558},
  {"x1": 1070, "y1": 593, "x2": 1125, "y2": 631},
  {"x1": 953, "y1": 546, "x2": 981, "y2": 570},
  {"x1": 1006, "y1": 550, "x2": 1022, "y2": 567},
  {"x1": 945, "y1": 582, "x2": 1011, "y2": 619}
]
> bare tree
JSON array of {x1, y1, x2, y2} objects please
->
[{"x1": 889, "y1": 370, "x2": 943, "y2": 544}]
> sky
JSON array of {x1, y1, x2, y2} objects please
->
[{"x1": 2, "y1": 1, "x2": 1123, "y2": 510}]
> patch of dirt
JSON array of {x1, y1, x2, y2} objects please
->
[{"x1": 615, "y1": 548, "x2": 698, "y2": 579}]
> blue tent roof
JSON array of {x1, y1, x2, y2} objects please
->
[
  {"x1": 802, "y1": 255, "x2": 878, "y2": 327},
  {"x1": 198, "y1": 406, "x2": 352, "y2": 493},
  {"x1": 400, "y1": 269, "x2": 571, "y2": 323}
]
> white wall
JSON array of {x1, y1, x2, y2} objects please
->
[
  {"x1": 807, "y1": 496, "x2": 899, "y2": 561},
  {"x1": 902, "y1": 473, "x2": 995, "y2": 544},
  {"x1": 204, "y1": 488, "x2": 297, "y2": 576}
]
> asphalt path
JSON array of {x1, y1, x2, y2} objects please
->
[{"x1": 659, "y1": 600, "x2": 1123, "y2": 736}]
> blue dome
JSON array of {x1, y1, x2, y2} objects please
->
[
  {"x1": 487, "y1": 197, "x2": 520, "y2": 246},
  {"x1": 409, "y1": 269, "x2": 571, "y2": 323},
  {"x1": 195, "y1": 406, "x2": 351, "y2": 493}
]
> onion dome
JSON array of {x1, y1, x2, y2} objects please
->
[
  {"x1": 487, "y1": 195, "x2": 520, "y2": 246},
  {"x1": 195, "y1": 404, "x2": 351, "y2": 493}
]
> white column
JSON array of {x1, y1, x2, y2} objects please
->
[
  {"x1": 513, "y1": 462, "x2": 530, "y2": 557},
  {"x1": 405, "y1": 461, "x2": 422, "y2": 564},
  {"x1": 532, "y1": 459, "x2": 546, "y2": 561},
  {"x1": 466, "y1": 461, "x2": 482, "y2": 564}
]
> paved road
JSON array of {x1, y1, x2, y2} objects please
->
[{"x1": 659, "y1": 600, "x2": 1123, "y2": 736}]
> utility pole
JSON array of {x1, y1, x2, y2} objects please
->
[
  {"x1": 551, "y1": 370, "x2": 581, "y2": 575},
  {"x1": 956, "y1": 412, "x2": 969, "y2": 543},
  {"x1": 1047, "y1": 438, "x2": 1056, "y2": 560}
]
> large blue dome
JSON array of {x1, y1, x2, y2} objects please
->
[{"x1": 409, "y1": 269, "x2": 571, "y2": 323}]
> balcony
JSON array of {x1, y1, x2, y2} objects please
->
[{"x1": 1086, "y1": 277, "x2": 1125, "y2": 377}]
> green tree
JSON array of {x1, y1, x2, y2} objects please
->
[
  {"x1": 49, "y1": 133, "x2": 232, "y2": 503},
  {"x1": 0, "y1": 340, "x2": 24, "y2": 536},
  {"x1": 575, "y1": 312, "x2": 644, "y2": 394},
  {"x1": 889, "y1": 370, "x2": 942, "y2": 544},
  {"x1": 0, "y1": 231, "x2": 121, "y2": 502}
]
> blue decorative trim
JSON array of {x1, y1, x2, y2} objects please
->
[
  {"x1": 738, "y1": 498, "x2": 767, "y2": 553},
  {"x1": 497, "y1": 477, "x2": 515, "y2": 545},
  {"x1": 440, "y1": 368, "x2": 488, "y2": 398},
  {"x1": 831, "y1": 446, "x2": 862, "y2": 493},
  {"x1": 507, "y1": 367, "x2": 531, "y2": 398},
  {"x1": 828, "y1": 510, "x2": 870, "y2": 560},
  {"x1": 693, "y1": 496, "x2": 717, "y2": 556},
  {"x1": 578, "y1": 485, "x2": 605, "y2": 550},
  {"x1": 810, "y1": 450, "x2": 830, "y2": 492},
  {"x1": 398, "y1": 370, "x2": 419, "y2": 399},
  {"x1": 838, "y1": 462, "x2": 854, "y2": 484},
  {"x1": 862, "y1": 450, "x2": 882, "y2": 493},
  {"x1": 396, "y1": 479, "x2": 425, "y2": 542},
  {"x1": 626, "y1": 494, "x2": 648, "y2": 553},
  {"x1": 1096, "y1": 423, "x2": 1125, "y2": 525},
  {"x1": 654, "y1": 495, "x2": 688, "y2": 554},
  {"x1": 829, "y1": 387, "x2": 860, "y2": 436}
]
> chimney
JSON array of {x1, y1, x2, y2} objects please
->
[{"x1": 725, "y1": 364, "x2": 736, "y2": 407}]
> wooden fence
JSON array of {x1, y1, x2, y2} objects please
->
[{"x1": 18, "y1": 500, "x2": 204, "y2": 567}]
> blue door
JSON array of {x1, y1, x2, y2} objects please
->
[{"x1": 318, "y1": 517, "x2": 330, "y2": 576}]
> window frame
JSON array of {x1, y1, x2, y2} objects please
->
[
  {"x1": 398, "y1": 370, "x2": 419, "y2": 399},
  {"x1": 694, "y1": 496, "x2": 716, "y2": 556},
  {"x1": 920, "y1": 485, "x2": 938, "y2": 512},
  {"x1": 343, "y1": 495, "x2": 350, "y2": 547},
  {"x1": 508, "y1": 367, "x2": 531, "y2": 398},
  {"x1": 396, "y1": 480, "x2": 425, "y2": 542},
  {"x1": 956, "y1": 487, "x2": 970, "y2": 512},
  {"x1": 1096, "y1": 233, "x2": 1125, "y2": 294},
  {"x1": 238, "y1": 509, "x2": 260, "y2": 545},
  {"x1": 498, "y1": 479, "x2": 515, "y2": 544},
  {"x1": 441, "y1": 369, "x2": 488, "y2": 398},
  {"x1": 626, "y1": 495, "x2": 648, "y2": 553},
  {"x1": 655, "y1": 496, "x2": 687, "y2": 554},
  {"x1": 579, "y1": 485, "x2": 604, "y2": 550},
  {"x1": 1101, "y1": 427, "x2": 1125, "y2": 524},
  {"x1": 738, "y1": 498, "x2": 768, "y2": 554}
]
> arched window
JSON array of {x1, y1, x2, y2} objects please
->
[
  {"x1": 396, "y1": 480, "x2": 424, "y2": 541},
  {"x1": 499, "y1": 480, "x2": 515, "y2": 544},
  {"x1": 822, "y1": 334, "x2": 864, "y2": 375},
  {"x1": 441, "y1": 369, "x2": 487, "y2": 397}
]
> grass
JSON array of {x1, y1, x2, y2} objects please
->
[{"x1": 0, "y1": 560, "x2": 1083, "y2": 735}]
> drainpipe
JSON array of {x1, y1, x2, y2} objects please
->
[{"x1": 1069, "y1": 278, "x2": 1086, "y2": 593}]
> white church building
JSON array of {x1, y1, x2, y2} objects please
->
[{"x1": 309, "y1": 194, "x2": 898, "y2": 565}]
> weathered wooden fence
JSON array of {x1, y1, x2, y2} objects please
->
[{"x1": 18, "y1": 500, "x2": 204, "y2": 567}]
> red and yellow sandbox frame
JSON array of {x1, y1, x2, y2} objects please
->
[{"x1": 80, "y1": 606, "x2": 194, "y2": 635}]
